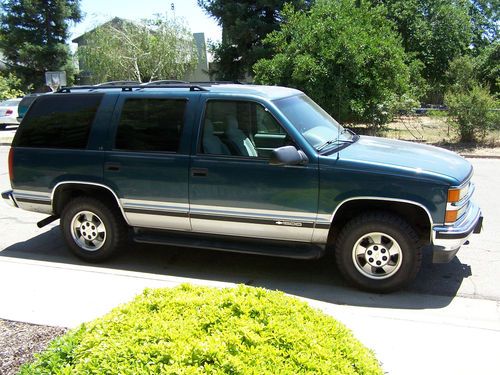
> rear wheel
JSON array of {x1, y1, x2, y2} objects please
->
[
  {"x1": 335, "y1": 212, "x2": 421, "y2": 292},
  {"x1": 61, "y1": 197, "x2": 128, "y2": 262}
]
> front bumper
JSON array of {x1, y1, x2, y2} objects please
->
[
  {"x1": 2, "y1": 190, "x2": 18, "y2": 208},
  {"x1": 431, "y1": 201, "x2": 482, "y2": 263}
]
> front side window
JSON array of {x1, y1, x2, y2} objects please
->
[
  {"x1": 201, "y1": 100, "x2": 291, "y2": 158},
  {"x1": 15, "y1": 94, "x2": 103, "y2": 149},
  {"x1": 115, "y1": 98, "x2": 186, "y2": 152}
]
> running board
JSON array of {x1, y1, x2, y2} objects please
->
[{"x1": 133, "y1": 229, "x2": 324, "y2": 260}]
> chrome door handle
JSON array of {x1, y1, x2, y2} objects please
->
[{"x1": 191, "y1": 168, "x2": 208, "y2": 177}]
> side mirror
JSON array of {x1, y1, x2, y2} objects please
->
[{"x1": 269, "y1": 146, "x2": 308, "y2": 166}]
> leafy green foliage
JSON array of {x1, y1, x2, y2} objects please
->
[
  {"x1": 0, "y1": 0, "x2": 82, "y2": 89},
  {"x1": 20, "y1": 285, "x2": 382, "y2": 374},
  {"x1": 371, "y1": 0, "x2": 472, "y2": 101},
  {"x1": 198, "y1": 0, "x2": 311, "y2": 80},
  {"x1": 254, "y1": 0, "x2": 412, "y2": 126},
  {"x1": 445, "y1": 84, "x2": 499, "y2": 142},
  {"x1": 77, "y1": 16, "x2": 198, "y2": 84},
  {"x1": 0, "y1": 72, "x2": 24, "y2": 100},
  {"x1": 475, "y1": 41, "x2": 500, "y2": 94},
  {"x1": 445, "y1": 52, "x2": 499, "y2": 142},
  {"x1": 468, "y1": 0, "x2": 499, "y2": 50}
]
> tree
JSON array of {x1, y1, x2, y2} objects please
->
[
  {"x1": 446, "y1": 41, "x2": 499, "y2": 94},
  {"x1": 445, "y1": 84, "x2": 499, "y2": 142},
  {"x1": 371, "y1": 0, "x2": 472, "y2": 102},
  {"x1": 475, "y1": 41, "x2": 499, "y2": 94},
  {"x1": 198, "y1": 0, "x2": 310, "y2": 80},
  {"x1": 0, "y1": 0, "x2": 82, "y2": 89},
  {"x1": 469, "y1": 0, "x2": 499, "y2": 50},
  {"x1": 445, "y1": 53, "x2": 500, "y2": 142},
  {"x1": 77, "y1": 16, "x2": 198, "y2": 84},
  {"x1": 0, "y1": 72, "x2": 25, "y2": 100},
  {"x1": 254, "y1": 0, "x2": 413, "y2": 126}
]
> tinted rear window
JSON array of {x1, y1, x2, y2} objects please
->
[
  {"x1": 19, "y1": 95, "x2": 38, "y2": 108},
  {"x1": 15, "y1": 94, "x2": 103, "y2": 149},
  {"x1": 115, "y1": 98, "x2": 187, "y2": 152}
]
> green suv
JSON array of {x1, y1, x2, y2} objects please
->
[{"x1": 2, "y1": 83, "x2": 483, "y2": 292}]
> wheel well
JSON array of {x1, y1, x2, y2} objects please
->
[
  {"x1": 328, "y1": 200, "x2": 432, "y2": 246},
  {"x1": 52, "y1": 184, "x2": 122, "y2": 217}
]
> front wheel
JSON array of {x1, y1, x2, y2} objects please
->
[
  {"x1": 335, "y1": 212, "x2": 422, "y2": 292},
  {"x1": 61, "y1": 197, "x2": 128, "y2": 262}
]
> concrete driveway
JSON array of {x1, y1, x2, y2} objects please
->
[{"x1": 1, "y1": 145, "x2": 499, "y2": 374}]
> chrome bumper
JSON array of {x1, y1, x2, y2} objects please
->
[
  {"x1": 432, "y1": 201, "x2": 482, "y2": 263},
  {"x1": 1, "y1": 190, "x2": 19, "y2": 208}
]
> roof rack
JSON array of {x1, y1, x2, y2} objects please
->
[{"x1": 57, "y1": 83, "x2": 209, "y2": 93}]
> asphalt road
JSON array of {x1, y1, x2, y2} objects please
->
[{"x1": 1, "y1": 144, "x2": 499, "y2": 374}]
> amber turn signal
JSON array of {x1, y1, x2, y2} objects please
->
[
  {"x1": 445, "y1": 210, "x2": 458, "y2": 223},
  {"x1": 447, "y1": 188, "x2": 461, "y2": 203}
]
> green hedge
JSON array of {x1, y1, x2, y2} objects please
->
[{"x1": 20, "y1": 285, "x2": 382, "y2": 374}]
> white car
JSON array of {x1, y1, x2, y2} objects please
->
[{"x1": 0, "y1": 98, "x2": 21, "y2": 129}]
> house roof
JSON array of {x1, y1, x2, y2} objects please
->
[{"x1": 71, "y1": 17, "x2": 131, "y2": 44}]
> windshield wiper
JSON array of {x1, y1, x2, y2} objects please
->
[
  {"x1": 316, "y1": 139, "x2": 336, "y2": 151},
  {"x1": 316, "y1": 138, "x2": 353, "y2": 152}
]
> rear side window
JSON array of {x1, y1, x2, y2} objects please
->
[
  {"x1": 114, "y1": 98, "x2": 186, "y2": 152},
  {"x1": 15, "y1": 94, "x2": 103, "y2": 149}
]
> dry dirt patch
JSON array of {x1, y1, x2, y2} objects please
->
[{"x1": 0, "y1": 319, "x2": 66, "y2": 375}]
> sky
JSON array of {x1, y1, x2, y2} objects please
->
[{"x1": 69, "y1": 0, "x2": 222, "y2": 47}]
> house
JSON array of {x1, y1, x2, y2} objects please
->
[{"x1": 72, "y1": 17, "x2": 209, "y2": 84}]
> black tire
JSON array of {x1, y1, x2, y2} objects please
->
[
  {"x1": 60, "y1": 196, "x2": 128, "y2": 262},
  {"x1": 335, "y1": 212, "x2": 422, "y2": 293}
]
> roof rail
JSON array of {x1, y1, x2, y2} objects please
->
[
  {"x1": 57, "y1": 84, "x2": 209, "y2": 93},
  {"x1": 95, "y1": 80, "x2": 140, "y2": 86},
  {"x1": 141, "y1": 80, "x2": 189, "y2": 85},
  {"x1": 190, "y1": 81, "x2": 245, "y2": 85}
]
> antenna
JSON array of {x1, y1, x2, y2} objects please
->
[{"x1": 337, "y1": 65, "x2": 342, "y2": 160}]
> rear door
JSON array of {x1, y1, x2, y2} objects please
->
[{"x1": 103, "y1": 92, "x2": 197, "y2": 231}]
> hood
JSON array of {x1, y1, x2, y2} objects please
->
[{"x1": 327, "y1": 136, "x2": 472, "y2": 185}]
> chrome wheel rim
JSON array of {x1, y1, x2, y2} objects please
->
[
  {"x1": 70, "y1": 210, "x2": 106, "y2": 251},
  {"x1": 352, "y1": 232, "x2": 403, "y2": 279}
]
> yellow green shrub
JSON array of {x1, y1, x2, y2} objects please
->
[{"x1": 20, "y1": 284, "x2": 382, "y2": 375}]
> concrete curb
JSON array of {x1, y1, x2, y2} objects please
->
[{"x1": 459, "y1": 154, "x2": 500, "y2": 159}]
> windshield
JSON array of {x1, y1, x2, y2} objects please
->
[{"x1": 273, "y1": 94, "x2": 355, "y2": 152}]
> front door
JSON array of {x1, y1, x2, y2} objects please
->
[{"x1": 189, "y1": 99, "x2": 318, "y2": 242}]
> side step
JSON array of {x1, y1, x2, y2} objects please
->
[{"x1": 133, "y1": 229, "x2": 325, "y2": 260}]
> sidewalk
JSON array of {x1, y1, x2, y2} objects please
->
[{"x1": 0, "y1": 255, "x2": 498, "y2": 375}]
